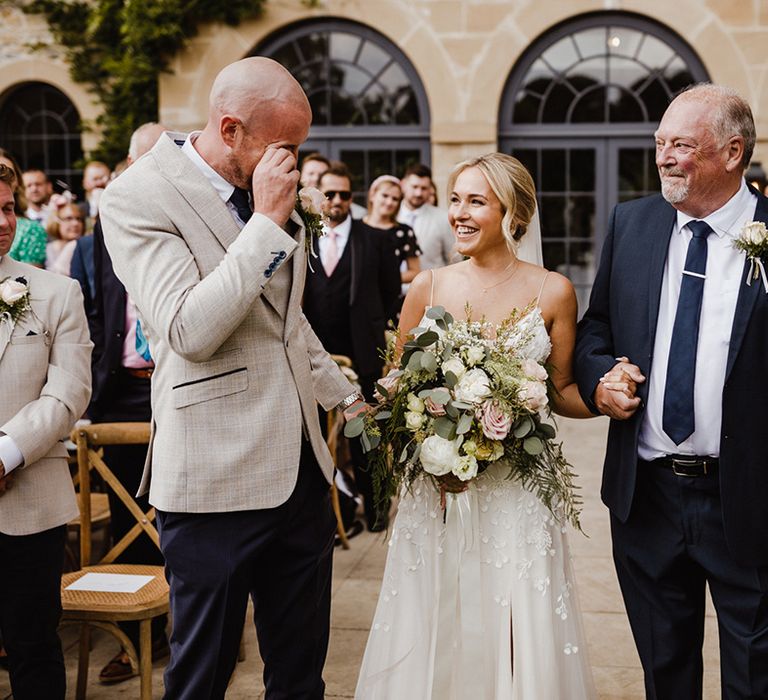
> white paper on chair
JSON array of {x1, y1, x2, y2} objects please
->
[{"x1": 66, "y1": 573, "x2": 155, "y2": 593}]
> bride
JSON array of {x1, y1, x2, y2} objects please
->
[{"x1": 355, "y1": 153, "x2": 599, "y2": 699}]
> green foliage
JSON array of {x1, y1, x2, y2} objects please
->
[{"x1": 22, "y1": 0, "x2": 266, "y2": 164}]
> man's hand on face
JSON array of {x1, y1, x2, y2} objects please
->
[
  {"x1": 594, "y1": 358, "x2": 646, "y2": 420},
  {"x1": 251, "y1": 146, "x2": 300, "y2": 227}
]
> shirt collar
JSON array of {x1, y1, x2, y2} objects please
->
[
  {"x1": 181, "y1": 132, "x2": 235, "y2": 204},
  {"x1": 324, "y1": 215, "x2": 352, "y2": 241},
  {"x1": 676, "y1": 179, "x2": 755, "y2": 239}
]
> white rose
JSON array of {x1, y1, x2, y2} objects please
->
[
  {"x1": 419, "y1": 435, "x2": 461, "y2": 476},
  {"x1": 520, "y1": 379, "x2": 549, "y2": 412},
  {"x1": 453, "y1": 454, "x2": 479, "y2": 481},
  {"x1": 742, "y1": 221, "x2": 768, "y2": 245},
  {"x1": 522, "y1": 358, "x2": 548, "y2": 382},
  {"x1": 442, "y1": 356, "x2": 466, "y2": 380},
  {"x1": 465, "y1": 345, "x2": 485, "y2": 367},
  {"x1": 405, "y1": 411, "x2": 425, "y2": 431},
  {"x1": 298, "y1": 186, "x2": 326, "y2": 216},
  {"x1": 0, "y1": 279, "x2": 27, "y2": 305},
  {"x1": 407, "y1": 393, "x2": 425, "y2": 413},
  {"x1": 454, "y1": 368, "x2": 492, "y2": 405}
]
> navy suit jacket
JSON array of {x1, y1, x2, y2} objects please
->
[
  {"x1": 575, "y1": 189, "x2": 768, "y2": 566},
  {"x1": 86, "y1": 219, "x2": 129, "y2": 419}
]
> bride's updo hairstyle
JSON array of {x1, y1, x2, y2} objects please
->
[{"x1": 447, "y1": 153, "x2": 536, "y2": 253}]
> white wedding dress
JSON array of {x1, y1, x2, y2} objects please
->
[{"x1": 355, "y1": 213, "x2": 595, "y2": 699}]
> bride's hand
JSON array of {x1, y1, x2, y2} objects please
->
[{"x1": 437, "y1": 473, "x2": 469, "y2": 494}]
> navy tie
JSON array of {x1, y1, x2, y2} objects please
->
[
  {"x1": 229, "y1": 187, "x2": 252, "y2": 224},
  {"x1": 662, "y1": 220, "x2": 713, "y2": 445}
]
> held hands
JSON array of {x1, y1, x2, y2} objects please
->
[
  {"x1": 342, "y1": 399, "x2": 369, "y2": 422},
  {"x1": 250, "y1": 146, "x2": 300, "y2": 227},
  {"x1": 595, "y1": 356, "x2": 646, "y2": 420}
]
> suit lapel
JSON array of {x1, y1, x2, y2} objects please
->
[
  {"x1": 284, "y1": 210, "x2": 306, "y2": 336},
  {"x1": 0, "y1": 257, "x2": 23, "y2": 364},
  {"x1": 725, "y1": 192, "x2": 768, "y2": 380},
  {"x1": 349, "y1": 221, "x2": 362, "y2": 307},
  {"x1": 647, "y1": 202, "x2": 677, "y2": 347},
  {"x1": 153, "y1": 133, "x2": 240, "y2": 252}
]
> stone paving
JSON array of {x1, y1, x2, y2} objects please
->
[{"x1": 1, "y1": 417, "x2": 721, "y2": 699}]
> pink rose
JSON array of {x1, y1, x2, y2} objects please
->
[
  {"x1": 477, "y1": 400, "x2": 512, "y2": 440},
  {"x1": 424, "y1": 396, "x2": 446, "y2": 416},
  {"x1": 522, "y1": 358, "x2": 548, "y2": 382},
  {"x1": 374, "y1": 371, "x2": 400, "y2": 402},
  {"x1": 520, "y1": 380, "x2": 548, "y2": 412}
]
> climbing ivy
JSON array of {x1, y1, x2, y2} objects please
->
[{"x1": 21, "y1": 0, "x2": 268, "y2": 164}]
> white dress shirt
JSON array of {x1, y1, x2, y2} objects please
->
[
  {"x1": 319, "y1": 215, "x2": 352, "y2": 271},
  {"x1": 182, "y1": 133, "x2": 247, "y2": 228},
  {"x1": 0, "y1": 255, "x2": 26, "y2": 475},
  {"x1": 638, "y1": 180, "x2": 756, "y2": 460}
]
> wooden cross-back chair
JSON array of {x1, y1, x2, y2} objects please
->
[{"x1": 60, "y1": 422, "x2": 169, "y2": 700}]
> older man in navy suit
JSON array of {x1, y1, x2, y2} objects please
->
[{"x1": 576, "y1": 84, "x2": 768, "y2": 698}]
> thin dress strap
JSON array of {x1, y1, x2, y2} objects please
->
[
  {"x1": 430, "y1": 268, "x2": 436, "y2": 307},
  {"x1": 535, "y1": 271, "x2": 550, "y2": 307}
]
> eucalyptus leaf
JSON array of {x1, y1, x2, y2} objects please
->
[
  {"x1": 368, "y1": 434, "x2": 381, "y2": 450},
  {"x1": 425, "y1": 305, "x2": 446, "y2": 320},
  {"x1": 456, "y1": 412, "x2": 473, "y2": 435},
  {"x1": 452, "y1": 400, "x2": 473, "y2": 410},
  {"x1": 432, "y1": 388, "x2": 451, "y2": 405},
  {"x1": 407, "y1": 351, "x2": 424, "y2": 372},
  {"x1": 537, "y1": 423, "x2": 556, "y2": 439},
  {"x1": 399, "y1": 446, "x2": 409, "y2": 463},
  {"x1": 344, "y1": 417, "x2": 365, "y2": 438},
  {"x1": 444, "y1": 371, "x2": 458, "y2": 389},
  {"x1": 523, "y1": 436, "x2": 544, "y2": 455},
  {"x1": 374, "y1": 410, "x2": 392, "y2": 421},
  {"x1": 361, "y1": 431, "x2": 372, "y2": 453},
  {"x1": 434, "y1": 417, "x2": 457, "y2": 440},
  {"x1": 445, "y1": 403, "x2": 459, "y2": 418},
  {"x1": 513, "y1": 417, "x2": 533, "y2": 439},
  {"x1": 374, "y1": 381, "x2": 389, "y2": 400},
  {"x1": 416, "y1": 330, "x2": 439, "y2": 348},
  {"x1": 421, "y1": 352, "x2": 438, "y2": 372}
]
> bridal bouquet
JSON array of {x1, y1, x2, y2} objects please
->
[{"x1": 345, "y1": 305, "x2": 582, "y2": 528}]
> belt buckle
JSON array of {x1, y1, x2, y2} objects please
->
[{"x1": 671, "y1": 457, "x2": 705, "y2": 477}]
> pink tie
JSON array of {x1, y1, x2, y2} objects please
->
[{"x1": 324, "y1": 228, "x2": 339, "y2": 276}]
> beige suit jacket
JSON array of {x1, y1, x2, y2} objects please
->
[
  {"x1": 100, "y1": 133, "x2": 354, "y2": 514},
  {"x1": 0, "y1": 257, "x2": 92, "y2": 535},
  {"x1": 398, "y1": 203, "x2": 458, "y2": 270}
]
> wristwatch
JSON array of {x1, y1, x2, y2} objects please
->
[{"x1": 337, "y1": 392, "x2": 364, "y2": 411}]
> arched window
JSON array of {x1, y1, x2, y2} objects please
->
[
  {"x1": 0, "y1": 82, "x2": 84, "y2": 193},
  {"x1": 254, "y1": 19, "x2": 430, "y2": 200},
  {"x1": 499, "y1": 13, "x2": 709, "y2": 308}
]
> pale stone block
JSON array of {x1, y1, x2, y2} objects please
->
[
  {"x1": 707, "y1": 0, "x2": 756, "y2": 25},
  {"x1": 417, "y1": 0, "x2": 465, "y2": 34},
  {"x1": 466, "y1": 2, "x2": 514, "y2": 33},
  {"x1": 730, "y1": 30, "x2": 768, "y2": 65},
  {"x1": 441, "y1": 35, "x2": 495, "y2": 69}
]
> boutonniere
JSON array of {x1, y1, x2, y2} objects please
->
[
  {"x1": 296, "y1": 186, "x2": 327, "y2": 271},
  {"x1": 733, "y1": 221, "x2": 768, "y2": 292},
  {"x1": 0, "y1": 276, "x2": 31, "y2": 327}
]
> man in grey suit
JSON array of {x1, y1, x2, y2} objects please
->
[
  {"x1": 100, "y1": 58, "x2": 362, "y2": 699},
  {"x1": 0, "y1": 163, "x2": 92, "y2": 699}
]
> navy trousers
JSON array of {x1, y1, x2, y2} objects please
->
[
  {"x1": 612, "y1": 462, "x2": 768, "y2": 700},
  {"x1": 0, "y1": 525, "x2": 67, "y2": 700},
  {"x1": 157, "y1": 444, "x2": 336, "y2": 700}
]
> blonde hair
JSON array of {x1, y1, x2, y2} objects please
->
[
  {"x1": 447, "y1": 153, "x2": 537, "y2": 252},
  {"x1": 367, "y1": 175, "x2": 402, "y2": 223}
]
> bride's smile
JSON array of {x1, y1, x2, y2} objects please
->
[{"x1": 448, "y1": 166, "x2": 505, "y2": 258}]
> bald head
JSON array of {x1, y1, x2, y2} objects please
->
[
  {"x1": 195, "y1": 57, "x2": 312, "y2": 190},
  {"x1": 208, "y1": 57, "x2": 310, "y2": 128},
  {"x1": 128, "y1": 122, "x2": 167, "y2": 163}
]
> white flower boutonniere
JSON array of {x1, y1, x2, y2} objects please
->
[
  {"x1": 733, "y1": 220, "x2": 768, "y2": 292},
  {"x1": 296, "y1": 186, "x2": 327, "y2": 270},
  {"x1": 0, "y1": 276, "x2": 30, "y2": 327}
]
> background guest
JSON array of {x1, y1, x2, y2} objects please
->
[
  {"x1": 79, "y1": 160, "x2": 110, "y2": 225},
  {"x1": 21, "y1": 168, "x2": 53, "y2": 224},
  {"x1": 0, "y1": 149, "x2": 47, "y2": 268},
  {"x1": 46, "y1": 202, "x2": 85, "y2": 273},
  {"x1": 300, "y1": 151, "x2": 330, "y2": 188}
]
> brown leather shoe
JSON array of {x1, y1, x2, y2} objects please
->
[{"x1": 98, "y1": 651, "x2": 135, "y2": 684}]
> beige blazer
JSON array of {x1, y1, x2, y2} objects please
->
[
  {"x1": 398, "y1": 203, "x2": 458, "y2": 271},
  {"x1": 0, "y1": 257, "x2": 92, "y2": 536},
  {"x1": 100, "y1": 134, "x2": 354, "y2": 514}
]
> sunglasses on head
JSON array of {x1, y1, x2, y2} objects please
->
[{"x1": 323, "y1": 190, "x2": 352, "y2": 201}]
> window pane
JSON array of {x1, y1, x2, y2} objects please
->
[
  {"x1": 542, "y1": 38, "x2": 580, "y2": 73},
  {"x1": 541, "y1": 150, "x2": 566, "y2": 191},
  {"x1": 540, "y1": 195, "x2": 567, "y2": 237},
  {"x1": 606, "y1": 26, "x2": 643, "y2": 59},
  {"x1": 573, "y1": 27, "x2": 607, "y2": 60},
  {"x1": 571, "y1": 86, "x2": 606, "y2": 123},
  {"x1": 569, "y1": 149, "x2": 595, "y2": 191},
  {"x1": 569, "y1": 196, "x2": 595, "y2": 238}
]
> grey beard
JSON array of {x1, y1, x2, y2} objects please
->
[{"x1": 660, "y1": 179, "x2": 689, "y2": 204}]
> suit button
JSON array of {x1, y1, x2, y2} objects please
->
[
  {"x1": 269, "y1": 262, "x2": 277, "y2": 270},
  {"x1": 264, "y1": 269, "x2": 272, "y2": 277},
  {"x1": 116, "y1": 332, "x2": 123, "y2": 339},
  {"x1": 279, "y1": 251, "x2": 286, "y2": 259}
]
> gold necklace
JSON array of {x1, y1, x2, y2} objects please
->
[{"x1": 474, "y1": 259, "x2": 521, "y2": 293}]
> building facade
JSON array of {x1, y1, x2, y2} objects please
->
[{"x1": 2, "y1": 0, "x2": 767, "y2": 297}]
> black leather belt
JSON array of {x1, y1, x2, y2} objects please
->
[{"x1": 652, "y1": 455, "x2": 719, "y2": 477}]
